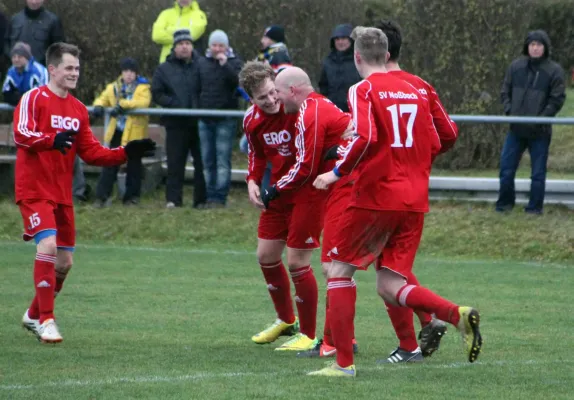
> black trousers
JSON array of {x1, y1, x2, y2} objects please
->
[
  {"x1": 165, "y1": 123, "x2": 207, "y2": 207},
  {"x1": 95, "y1": 129, "x2": 142, "y2": 202}
]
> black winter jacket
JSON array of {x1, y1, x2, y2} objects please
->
[
  {"x1": 501, "y1": 30, "x2": 566, "y2": 136},
  {"x1": 151, "y1": 50, "x2": 202, "y2": 127},
  {"x1": 318, "y1": 24, "x2": 361, "y2": 112},
  {"x1": 4, "y1": 7, "x2": 65, "y2": 65}
]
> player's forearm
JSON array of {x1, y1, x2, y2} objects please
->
[
  {"x1": 334, "y1": 136, "x2": 368, "y2": 176},
  {"x1": 13, "y1": 131, "x2": 55, "y2": 152},
  {"x1": 79, "y1": 146, "x2": 127, "y2": 166}
]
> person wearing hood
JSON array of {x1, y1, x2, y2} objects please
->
[
  {"x1": 318, "y1": 23, "x2": 361, "y2": 112},
  {"x1": 91, "y1": 58, "x2": 152, "y2": 207},
  {"x1": 152, "y1": 29, "x2": 207, "y2": 209},
  {"x1": 2, "y1": 41, "x2": 48, "y2": 106},
  {"x1": 256, "y1": 25, "x2": 292, "y2": 73},
  {"x1": 497, "y1": 30, "x2": 566, "y2": 215},
  {"x1": 152, "y1": 0, "x2": 208, "y2": 63},
  {"x1": 197, "y1": 30, "x2": 244, "y2": 207}
]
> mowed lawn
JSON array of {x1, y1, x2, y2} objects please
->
[{"x1": 1, "y1": 241, "x2": 573, "y2": 399}]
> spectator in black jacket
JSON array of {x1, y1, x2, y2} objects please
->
[
  {"x1": 318, "y1": 23, "x2": 361, "y2": 112},
  {"x1": 4, "y1": 0, "x2": 65, "y2": 65},
  {"x1": 257, "y1": 25, "x2": 291, "y2": 74},
  {"x1": 197, "y1": 29, "x2": 243, "y2": 207},
  {"x1": 497, "y1": 30, "x2": 566, "y2": 215},
  {"x1": 152, "y1": 29, "x2": 206, "y2": 209}
]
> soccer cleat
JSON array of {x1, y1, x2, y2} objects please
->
[
  {"x1": 22, "y1": 309, "x2": 40, "y2": 337},
  {"x1": 252, "y1": 318, "x2": 299, "y2": 344},
  {"x1": 296, "y1": 339, "x2": 359, "y2": 358},
  {"x1": 275, "y1": 333, "x2": 318, "y2": 351},
  {"x1": 307, "y1": 363, "x2": 356, "y2": 378},
  {"x1": 377, "y1": 347, "x2": 423, "y2": 364},
  {"x1": 456, "y1": 307, "x2": 482, "y2": 363},
  {"x1": 419, "y1": 318, "x2": 447, "y2": 357},
  {"x1": 38, "y1": 319, "x2": 63, "y2": 344}
]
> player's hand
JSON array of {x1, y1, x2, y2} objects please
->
[
  {"x1": 341, "y1": 119, "x2": 355, "y2": 139},
  {"x1": 247, "y1": 180, "x2": 264, "y2": 209},
  {"x1": 313, "y1": 171, "x2": 340, "y2": 190},
  {"x1": 260, "y1": 184, "x2": 279, "y2": 209},
  {"x1": 124, "y1": 139, "x2": 157, "y2": 159},
  {"x1": 52, "y1": 130, "x2": 78, "y2": 154},
  {"x1": 323, "y1": 145, "x2": 340, "y2": 161}
]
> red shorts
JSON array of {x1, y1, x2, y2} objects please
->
[
  {"x1": 328, "y1": 207, "x2": 424, "y2": 275},
  {"x1": 321, "y1": 184, "x2": 353, "y2": 262},
  {"x1": 258, "y1": 197, "x2": 327, "y2": 249},
  {"x1": 18, "y1": 199, "x2": 76, "y2": 249}
]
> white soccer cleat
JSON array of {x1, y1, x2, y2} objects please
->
[
  {"x1": 22, "y1": 309, "x2": 40, "y2": 337},
  {"x1": 38, "y1": 318, "x2": 63, "y2": 343}
]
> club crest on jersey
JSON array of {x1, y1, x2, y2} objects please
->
[
  {"x1": 263, "y1": 130, "x2": 292, "y2": 156},
  {"x1": 51, "y1": 115, "x2": 80, "y2": 131}
]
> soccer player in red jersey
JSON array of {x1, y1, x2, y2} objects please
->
[
  {"x1": 15, "y1": 43, "x2": 156, "y2": 343},
  {"x1": 309, "y1": 27, "x2": 482, "y2": 378}
]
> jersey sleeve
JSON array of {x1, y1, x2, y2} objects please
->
[
  {"x1": 244, "y1": 107, "x2": 267, "y2": 185},
  {"x1": 427, "y1": 82, "x2": 458, "y2": 154},
  {"x1": 12, "y1": 88, "x2": 56, "y2": 152},
  {"x1": 335, "y1": 81, "x2": 376, "y2": 177},
  {"x1": 76, "y1": 107, "x2": 127, "y2": 166},
  {"x1": 276, "y1": 99, "x2": 325, "y2": 192}
]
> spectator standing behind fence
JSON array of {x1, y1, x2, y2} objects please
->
[
  {"x1": 152, "y1": 0, "x2": 208, "y2": 63},
  {"x1": 497, "y1": 30, "x2": 566, "y2": 215},
  {"x1": 91, "y1": 58, "x2": 151, "y2": 207},
  {"x1": 257, "y1": 25, "x2": 291, "y2": 74},
  {"x1": 4, "y1": 0, "x2": 64, "y2": 66},
  {"x1": 152, "y1": 29, "x2": 207, "y2": 209},
  {"x1": 318, "y1": 24, "x2": 361, "y2": 112},
  {"x1": 2, "y1": 42, "x2": 47, "y2": 106},
  {"x1": 197, "y1": 30, "x2": 243, "y2": 208}
]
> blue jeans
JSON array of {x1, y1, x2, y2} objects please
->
[
  {"x1": 496, "y1": 131, "x2": 551, "y2": 213},
  {"x1": 239, "y1": 134, "x2": 272, "y2": 191},
  {"x1": 199, "y1": 118, "x2": 236, "y2": 204}
]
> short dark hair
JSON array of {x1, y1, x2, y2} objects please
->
[
  {"x1": 374, "y1": 20, "x2": 402, "y2": 62},
  {"x1": 46, "y1": 42, "x2": 81, "y2": 67},
  {"x1": 239, "y1": 61, "x2": 275, "y2": 98}
]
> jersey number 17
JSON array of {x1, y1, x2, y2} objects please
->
[{"x1": 387, "y1": 104, "x2": 418, "y2": 148}]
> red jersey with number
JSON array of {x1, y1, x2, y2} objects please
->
[
  {"x1": 389, "y1": 70, "x2": 458, "y2": 154},
  {"x1": 13, "y1": 86, "x2": 127, "y2": 206},
  {"x1": 336, "y1": 73, "x2": 441, "y2": 212}
]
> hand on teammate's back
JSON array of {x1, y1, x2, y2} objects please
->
[
  {"x1": 124, "y1": 139, "x2": 157, "y2": 159},
  {"x1": 52, "y1": 130, "x2": 78, "y2": 154}
]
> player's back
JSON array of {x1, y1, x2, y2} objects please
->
[{"x1": 347, "y1": 73, "x2": 440, "y2": 212}]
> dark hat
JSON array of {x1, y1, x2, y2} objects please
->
[
  {"x1": 264, "y1": 25, "x2": 285, "y2": 43},
  {"x1": 173, "y1": 29, "x2": 193, "y2": 45},
  {"x1": 119, "y1": 57, "x2": 138, "y2": 73},
  {"x1": 11, "y1": 42, "x2": 32, "y2": 60}
]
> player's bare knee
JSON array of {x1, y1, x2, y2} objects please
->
[
  {"x1": 376, "y1": 268, "x2": 406, "y2": 304},
  {"x1": 327, "y1": 261, "x2": 355, "y2": 279},
  {"x1": 256, "y1": 240, "x2": 284, "y2": 264},
  {"x1": 36, "y1": 235, "x2": 57, "y2": 255},
  {"x1": 286, "y1": 248, "x2": 313, "y2": 271}
]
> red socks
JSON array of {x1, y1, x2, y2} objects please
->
[
  {"x1": 260, "y1": 261, "x2": 296, "y2": 324},
  {"x1": 407, "y1": 273, "x2": 432, "y2": 327},
  {"x1": 328, "y1": 278, "x2": 356, "y2": 368},
  {"x1": 384, "y1": 301, "x2": 419, "y2": 351},
  {"x1": 322, "y1": 292, "x2": 333, "y2": 346},
  {"x1": 397, "y1": 284, "x2": 460, "y2": 326},
  {"x1": 34, "y1": 253, "x2": 57, "y2": 323},
  {"x1": 290, "y1": 266, "x2": 318, "y2": 339}
]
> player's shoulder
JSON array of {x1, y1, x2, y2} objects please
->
[
  {"x1": 18, "y1": 86, "x2": 44, "y2": 107},
  {"x1": 243, "y1": 104, "x2": 257, "y2": 132}
]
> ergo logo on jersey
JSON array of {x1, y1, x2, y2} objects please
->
[
  {"x1": 51, "y1": 115, "x2": 80, "y2": 131},
  {"x1": 263, "y1": 130, "x2": 291, "y2": 146}
]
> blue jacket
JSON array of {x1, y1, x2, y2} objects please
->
[{"x1": 2, "y1": 57, "x2": 49, "y2": 106}]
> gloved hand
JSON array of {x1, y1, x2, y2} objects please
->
[
  {"x1": 52, "y1": 130, "x2": 78, "y2": 154},
  {"x1": 261, "y1": 184, "x2": 279, "y2": 209},
  {"x1": 91, "y1": 106, "x2": 104, "y2": 118},
  {"x1": 109, "y1": 104, "x2": 125, "y2": 118},
  {"x1": 323, "y1": 145, "x2": 340, "y2": 161},
  {"x1": 124, "y1": 139, "x2": 157, "y2": 159}
]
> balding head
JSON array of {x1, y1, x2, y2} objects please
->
[{"x1": 275, "y1": 67, "x2": 314, "y2": 113}]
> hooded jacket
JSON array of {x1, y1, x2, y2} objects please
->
[
  {"x1": 152, "y1": 1, "x2": 208, "y2": 63},
  {"x1": 501, "y1": 30, "x2": 566, "y2": 136},
  {"x1": 318, "y1": 24, "x2": 362, "y2": 112}
]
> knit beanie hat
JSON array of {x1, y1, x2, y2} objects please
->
[
  {"x1": 208, "y1": 29, "x2": 229, "y2": 47},
  {"x1": 11, "y1": 42, "x2": 32, "y2": 60},
  {"x1": 264, "y1": 25, "x2": 285, "y2": 43},
  {"x1": 173, "y1": 29, "x2": 193, "y2": 45},
  {"x1": 119, "y1": 57, "x2": 138, "y2": 73}
]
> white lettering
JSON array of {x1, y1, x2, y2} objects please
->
[
  {"x1": 263, "y1": 130, "x2": 292, "y2": 146},
  {"x1": 51, "y1": 115, "x2": 80, "y2": 131},
  {"x1": 379, "y1": 91, "x2": 419, "y2": 100}
]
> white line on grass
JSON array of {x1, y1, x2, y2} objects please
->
[
  {"x1": 0, "y1": 241, "x2": 570, "y2": 269},
  {"x1": 1, "y1": 359, "x2": 572, "y2": 390}
]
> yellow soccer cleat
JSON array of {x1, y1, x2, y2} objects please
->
[
  {"x1": 275, "y1": 333, "x2": 318, "y2": 351},
  {"x1": 456, "y1": 307, "x2": 482, "y2": 363},
  {"x1": 252, "y1": 318, "x2": 299, "y2": 344},
  {"x1": 307, "y1": 363, "x2": 356, "y2": 378}
]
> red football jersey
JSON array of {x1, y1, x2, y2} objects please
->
[
  {"x1": 336, "y1": 73, "x2": 441, "y2": 212},
  {"x1": 13, "y1": 86, "x2": 127, "y2": 205},
  {"x1": 244, "y1": 104, "x2": 299, "y2": 199},
  {"x1": 276, "y1": 92, "x2": 350, "y2": 198},
  {"x1": 389, "y1": 70, "x2": 458, "y2": 154}
]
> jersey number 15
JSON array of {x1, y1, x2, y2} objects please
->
[{"x1": 387, "y1": 104, "x2": 418, "y2": 148}]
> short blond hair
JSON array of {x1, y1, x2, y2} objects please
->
[
  {"x1": 351, "y1": 26, "x2": 388, "y2": 65},
  {"x1": 239, "y1": 61, "x2": 275, "y2": 98}
]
